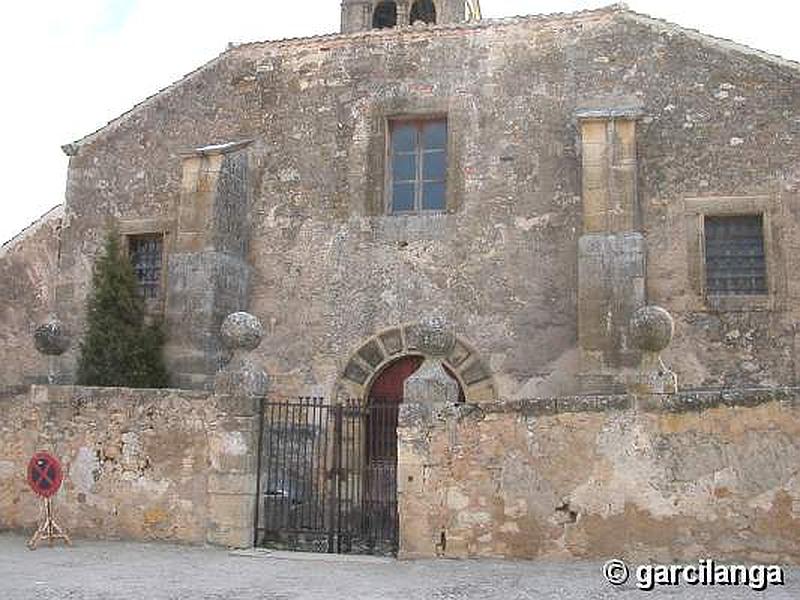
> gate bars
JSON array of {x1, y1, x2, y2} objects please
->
[{"x1": 256, "y1": 398, "x2": 400, "y2": 556}]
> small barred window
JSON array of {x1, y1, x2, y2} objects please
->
[
  {"x1": 704, "y1": 215, "x2": 767, "y2": 295},
  {"x1": 128, "y1": 235, "x2": 163, "y2": 299}
]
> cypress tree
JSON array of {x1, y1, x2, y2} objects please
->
[{"x1": 76, "y1": 231, "x2": 169, "y2": 388}]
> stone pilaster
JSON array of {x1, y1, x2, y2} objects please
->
[
  {"x1": 205, "y1": 394, "x2": 262, "y2": 548},
  {"x1": 578, "y1": 115, "x2": 638, "y2": 233},
  {"x1": 398, "y1": 315, "x2": 460, "y2": 557},
  {"x1": 397, "y1": 401, "x2": 477, "y2": 559},
  {"x1": 164, "y1": 141, "x2": 253, "y2": 390},
  {"x1": 576, "y1": 108, "x2": 645, "y2": 393},
  {"x1": 207, "y1": 312, "x2": 268, "y2": 548},
  {"x1": 396, "y1": 402, "x2": 444, "y2": 559}
]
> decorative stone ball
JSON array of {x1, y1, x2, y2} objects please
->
[
  {"x1": 33, "y1": 319, "x2": 71, "y2": 356},
  {"x1": 220, "y1": 312, "x2": 264, "y2": 351},
  {"x1": 629, "y1": 305, "x2": 674, "y2": 353},
  {"x1": 416, "y1": 315, "x2": 456, "y2": 358}
]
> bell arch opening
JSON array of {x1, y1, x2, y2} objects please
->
[
  {"x1": 372, "y1": 1, "x2": 398, "y2": 29},
  {"x1": 410, "y1": 0, "x2": 436, "y2": 25}
]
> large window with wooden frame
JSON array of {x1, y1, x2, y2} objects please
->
[
  {"x1": 388, "y1": 118, "x2": 447, "y2": 214},
  {"x1": 704, "y1": 214, "x2": 767, "y2": 295}
]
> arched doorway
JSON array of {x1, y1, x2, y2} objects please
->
[
  {"x1": 365, "y1": 354, "x2": 464, "y2": 474},
  {"x1": 365, "y1": 354, "x2": 464, "y2": 471},
  {"x1": 259, "y1": 324, "x2": 493, "y2": 556},
  {"x1": 336, "y1": 323, "x2": 496, "y2": 405},
  {"x1": 362, "y1": 355, "x2": 463, "y2": 553},
  {"x1": 367, "y1": 354, "x2": 465, "y2": 404}
]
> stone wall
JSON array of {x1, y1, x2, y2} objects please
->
[
  {"x1": 0, "y1": 385, "x2": 259, "y2": 548},
  {"x1": 3, "y1": 383, "x2": 800, "y2": 562},
  {"x1": 0, "y1": 206, "x2": 62, "y2": 387},
  {"x1": 398, "y1": 388, "x2": 800, "y2": 563}
]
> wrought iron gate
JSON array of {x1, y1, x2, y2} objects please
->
[{"x1": 256, "y1": 398, "x2": 400, "y2": 556}]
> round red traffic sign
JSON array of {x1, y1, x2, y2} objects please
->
[{"x1": 27, "y1": 452, "x2": 63, "y2": 498}]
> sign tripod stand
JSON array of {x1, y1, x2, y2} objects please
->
[{"x1": 26, "y1": 451, "x2": 71, "y2": 550}]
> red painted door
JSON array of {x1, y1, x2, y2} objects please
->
[
  {"x1": 366, "y1": 355, "x2": 465, "y2": 462},
  {"x1": 368, "y1": 356, "x2": 424, "y2": 403}
]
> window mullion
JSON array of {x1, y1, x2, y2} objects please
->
[{"x1": 415, "y1": 124, "x2": 423, "y2": 211}]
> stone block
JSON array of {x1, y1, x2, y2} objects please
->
[
  {"x1": 208, "y1": 472, "x2": 258, "y2": 495},
  {"x1": 206, "y1": 524, "x2": 255, "y2": 549},
  {"x1": 379, "y1": 328, "x2": 404, "y2": 356},
  {"x1": 466, "y1": 381, "x2": 496, "y2": 404},
  {"x1": 207, "y1": 492, "x2": 257, "y2": 530},
  {"x1": 209, "y1": 444, "x2": 259, "y2": 474},
  {"x1": 178, "y1": 191, "x2": 214, "y2": 233},
  {"x1": 357, "y1": 339, "x2": 385, "y2": 368},
  {"x1": 210, "y1": 396, "x2": 261, "y2": 418}
]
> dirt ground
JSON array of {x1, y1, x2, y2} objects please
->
[{"x1": 0, "y1": 534, "x2": 796, "y2": 599}]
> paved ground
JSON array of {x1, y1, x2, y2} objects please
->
[{"x1": 0, "y1": 534, "x2": 796, "y2": 599}]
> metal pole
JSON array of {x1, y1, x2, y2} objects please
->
[{"x1": 252, "y1": 395, "x2": 266, "y2": 546}]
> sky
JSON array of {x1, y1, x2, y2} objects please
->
[{"x1": 1, "y1": 0, "x2": 799, "y2": 245}]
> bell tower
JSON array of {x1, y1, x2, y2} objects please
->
[{"x1": 340, "y1": 1, "x2": 480, "y2": 34}]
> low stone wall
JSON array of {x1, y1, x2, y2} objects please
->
[
  {"x1": 398, "y1": 388, "x2": 800, "y2": 563},
  {"x1": 0, "y1": 385, "x2": 259, "y2": 547},
  {"x1": 5, "y1": 384, "x2": 800, "y2": 562}
]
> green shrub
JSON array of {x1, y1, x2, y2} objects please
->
[{"x1": 76, "y1": 231, "x2": 168, "y2": 388}]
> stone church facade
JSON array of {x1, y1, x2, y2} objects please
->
[
  {"x1": 4, "y1": 1, "x2": 799, "y2": 400},
  {"x1": 2, "y1": 0, "x2": 800, "y2": 561}
]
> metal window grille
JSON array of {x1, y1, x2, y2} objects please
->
[
  {"x1": 704, "y1": 215, "x2": 767, "y2": 295},
  {"x1": 389, "y1": 119, "x2": 447, "y2": 214},
  {"x1": 128, "y1": 235, "x2": 163, "y2": 299}
]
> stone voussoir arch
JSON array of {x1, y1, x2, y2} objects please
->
[{"x1": 334, "y1": 322, "x2": 497, "y2": 403}]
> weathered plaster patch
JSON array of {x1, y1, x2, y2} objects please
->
[
  {"x1": 0, "y1": 461, "x2": 15, "y2": 478},
  {"x1": 70, "y1": 446, "x2": 101, "y2": 494}
]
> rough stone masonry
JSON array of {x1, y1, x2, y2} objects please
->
[
  {"x1": 1, "y1": 1, "x2": 800, "y2": 562},
  {"x1": 0, "y1": 385, "x2": 260, "y2": 548},
  {"x1": 2, "y1": 3, "x2": 799, "y2": 398},
  {"x1": 397, "y1": 388, "x2": 800, "y2": 561}
]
